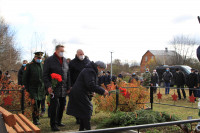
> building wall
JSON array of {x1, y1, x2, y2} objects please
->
[{"x1": 140, "y1": 51, "x2": 155, "y2": 73}]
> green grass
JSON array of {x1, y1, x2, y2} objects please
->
[
  {"x1": 36, "y1": 88, "x2": 200, "y2": 132},
  {"x1": 150, "y1": 88, "x2": 199, "y2": 120}
]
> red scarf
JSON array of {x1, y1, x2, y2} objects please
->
[{"x1": 54, "y1": 52, "x2": 63, "y2": 65}]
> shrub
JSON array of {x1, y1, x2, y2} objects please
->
[
  {"x1": 94, "y1": 78, "x2": 149, "y2": 112},
  {"x1": 0, "y1": 75, "x2": 33, "y2": 119},
  {"x1": 97, "y1": 110, "x2": 180, "y2": 129}
]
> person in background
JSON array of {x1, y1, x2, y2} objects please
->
[
  {"x1": 43, "y1": 45, "x2": 70, "y2": 131},
  {"x1": 18, "y1": 60, "x2": 28, "y2": 85},
  {"x1": 150, "y1": 70, "x2": 159, "y2": 93},
  {"x1": 104, "y1": 71, "x2": 111, "y2": 87},
  {"x1": 66, "y1": 58, "x2": 71, "y2": 64},
  {"x1": 112, "y1": 74, "x2": 117, "y2": 85},
  {"x1": 195, "y1": 70, "x2": 200, "y2": 98},
  {"x1": 142, "y1": 68, "x2": 151, "y2": 87},
  {"x1": 129, "y1": 73, "x2": 139, "y2": 83},
  {"x1": 187, "y1": 68, "x2": 198, "y2": 99},
  {"x1": 67, "y1": 61, "x2": 109, "y2": 131},
  {"x1": 162, "y1": 68, "x2": 173, "y2": 94},
  {"x1": 69, "y1": 49, "x2": 90, "y2": 124},
  {"x1": 22, "y1": 52, "x2": 45, "y2": 125},
  {"x1": 174, "y1": 68, "x2": 186, "y2": 100},
  {"x1": 98, "y1": 71, "x2": 105, "y2": 86},
  {"x1": 118, "y1": 73, "x2": 123, "y2": 79}
]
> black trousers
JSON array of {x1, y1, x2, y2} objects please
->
[
  {"x1": 79, "y1": 117, "x2": 91, "y2": 131},
  {"x1": 40, "y1": 98, "x2": 46, "y2": 112},
  {"x1": 177, "y1": 85, "x2": 186, "y2": 99},
  {"x1": 49, "y1": 96, "x2": 66, "y2": 127},
  {"x1": 32, "y1": 99, "x2": 41, "y2": 123},
  {"x1": 189, "y1": 88, "x2": 197, "y2": 97}
]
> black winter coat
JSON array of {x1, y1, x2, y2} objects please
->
[
  {"x1": 43, "y1": 53, "x2": 70, "y2": 97},
  {"x1": 67, "y1": 61, "x2": 105, "y2": 119},
  {"x1": 18, "y1": 66, "x2": 25, "y2": 85},
  {"x1": 69, "y1": 56, "x2": 90, "y2": 86},
  {"x1": 186, "y1": 72, "x2": 198, "y2": 88},
  {"x1": 174, "y1": 71, "x2": 186, "y2": 86},
  {"x1": 104, "y1": 75, "x2": 111, "y2": 86},
  {"x1": 162, "y1": 71, "x2": 173, "y2": 83},
  {"x1": 150, "y1": 73, "x2": 159, "y2": 85}
]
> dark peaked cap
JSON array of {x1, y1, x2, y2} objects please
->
[{"x1": 34, "y1": 52, "x2": 44, "y2": 58}]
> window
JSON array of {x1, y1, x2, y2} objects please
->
[
  {"x1": 145, "y1": 56, "x2": 148, "y2": 62},
  {"x1": 151, "y1": 56, "x2": 154, "y2": 60}
]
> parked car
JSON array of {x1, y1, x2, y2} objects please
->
[{"x1": 156, "y1": 65, "x2": 191, "y2": 87}]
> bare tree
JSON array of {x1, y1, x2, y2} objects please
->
[
  {"x1": 169, "y1": 34, "x2": 200, "y2": 65},
  {"x1": 0, "y1": 17, "x2": 21, "y2": 72}
]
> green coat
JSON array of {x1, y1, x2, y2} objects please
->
[
  {"x1": 143, "y1": 72, "x2": 151, "y2": 86},
  {"x1": 22, "y1": 59, "x2": 45, "y2": 100}
]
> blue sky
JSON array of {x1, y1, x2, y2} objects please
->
[{"x1": 0, "y1": 0, "x2": 200, "y2": 64}]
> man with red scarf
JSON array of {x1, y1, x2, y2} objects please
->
[{"x1": 43, "y1": 45, "x2": 70, "y2": 131}]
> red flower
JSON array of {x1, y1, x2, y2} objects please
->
[
  {"x1": 51, "y1": 73, "x2": 62, "y2": 88},
  {"x1": 119, "y1": 87, "x2": 130, "y2": 99},
  {"x1": 51, "y1": 73, "x2": 62, "y2": 82}
]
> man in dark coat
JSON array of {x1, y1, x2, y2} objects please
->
[
  {"x1": 174, "y1": 68, "x2": 186, "y2": 100},
  {"x1": 22, "y1": 52, "x2": 45, "y2": 125},
  {"x1": 186, "y1": 68, "x2": 198, "y2": 98},
  {"x1": 67, "y1": 61, "x2": 108, "y2": 131},
  {"x1": 162, "y1": 68, "x2": 173, "y2": 94},
  {"x1": 18, "y1": 60, "x2": 28, "y2": 85},
  {"x1": 98, "y1": 71, "x2": 105, "y2": 86},
  {"x1": 104, "y1": 71, "x2": 111, "y2": 87},
  {"x1": 69, "y1": 49, "x2": 90, "y2": 87},
  {"x1": 150, "y1": 70, "x2": 159, "y2": 93},
  {"x1": 43, "y1": 45, "x2": 70, "y2": 131},
  {"x1": 69, "y1": 49, "x2": 90, "y2": 124}
]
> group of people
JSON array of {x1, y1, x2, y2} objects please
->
[
  {"x1": 17, "y1": 45, "x2": 108, "y2": 131},
  {"x1": 141, "y1": 67, "x2": 200, "y2": 100}
]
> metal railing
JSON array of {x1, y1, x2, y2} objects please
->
[
  {"x1": 115, "y1": 86, "x2": 200, "y2": 111},
  {"x1": 76, "y1": 119, "x2": 200, "y2": 133}
]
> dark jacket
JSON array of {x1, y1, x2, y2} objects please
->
[
  {"x1": 104, "y1": 75, "x2": 111, "y2": 86},
  {"x1": 150, "y1": 73, "x2": 159, "y2": 85},
  {"x1": 18, "y1": 65, "x2": 25, "y2": 85},
  {"x1": 43, "y1": 53, "x2": 70, "y2": 97},
  {"x1": 98, "y1": 75, "x2": 105, "y2": 85},
  {"x1": 162, "y1": 71, "x2": 173, "y2": 83},
  {"x1": 67, "y1": 61, "x2": 105, "y2": 119},
  {"x1": 129, "y1": 75, "x2": 139, "y2": 83},
  {"x1": 186, "y1": 72, "x2": 198, "y2": 88},
  {"x1": 174, "y1": 71, "x2": 186, "y2": 86},
  {"x1": 69, "y1": 56, "x2": 90, "y2": 86},
  {"x1": 22, "y1": 60, "x2": 45, "y2": 100}
]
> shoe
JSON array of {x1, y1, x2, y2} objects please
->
[
  {"x1": 51, "y1": 125, "x2": 60, "y2": 131},
  {"x1": 57, "y1": 123, "x2": 65, "y2": 127},
  {"x1": 33, "y1": 122, "x2": 41, "y2": 125}
]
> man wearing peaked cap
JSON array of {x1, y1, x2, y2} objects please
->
[
  {"x1": 22, "y1": 51, "x2": 45, "y2": 125},
  {"x1": 34, "y1": 52, "x2": 44, "y2": 58}
]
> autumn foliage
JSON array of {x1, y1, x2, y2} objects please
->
[
  {"x1": 0, "y1": 75, "x2": 33, "y2": 119},
  {"x1": 94, "y1": 78, "x2": 150, "y2": 112}
]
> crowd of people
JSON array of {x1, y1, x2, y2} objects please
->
[
  {"x1": 3, "y1": 44, "x2": 200, "y2": 132},
  {"x1": 16, "y1": 45, "x2": 108, "y2": 131},
  {"x1": 141, "y1": 67, "x2": 200, "y2": 100}
]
